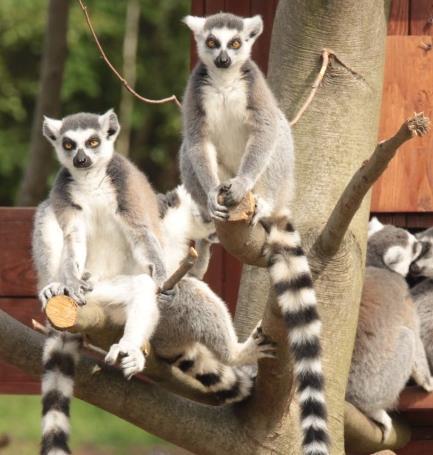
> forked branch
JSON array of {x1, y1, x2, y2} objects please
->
[{"x1": 319, "y1": 113, "x2": 430, "y2": 257}]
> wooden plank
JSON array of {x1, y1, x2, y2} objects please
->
[
  {"x1": 0, "y1": 208, "x2": 36, "y2": 296},
  {"x1": 223, "y1": 0, "x2": 251, "y2": 17},
  {"x1": 410, "y1": 0, "x2": 433, "y2": 35},
  {"x1": 396, "y1": 440, "x2": 433, "y2": 455},
  {"x1": 399, "y1": 386, "x2": 433, "y2": 424},
  {"x1": 205, "y1": 0, "x2": 225, "y2": 15},
  {"x1": 250, "y1": 0, "x2": 278, "y2": 74},
  {"x1": 0, "y1": 297, "x2": 42, "y2": 394},
  {"x1": 203, "y1": 244, "x2": 225, "y2": 300},
  {"x1": 388, "y1": 0, "x2": 409, "y2": 35},
  {"x1": 371, "y1": 36, "x2": 433, "y2": 213}
]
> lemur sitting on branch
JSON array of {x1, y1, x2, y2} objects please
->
[
  {"x1": 181, "y1": 12, "x2": 329, "y2": 454},
  {"x1": 346, "y1": 218, "x2": 433, "y2": 442},
  {"x1": 33, "y1": 111, "x2": 274, "y2": 455}
]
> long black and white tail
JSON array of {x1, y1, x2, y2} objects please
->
[
  {"x1": 264, "y1": 212, "x2": 329, "y2": 455},
  {"x1": 160, "y1": 344, "x2": 256, "y2": 404},
  {"x1": 41, "y1": 330, "x2": 81, "y2": 455}
]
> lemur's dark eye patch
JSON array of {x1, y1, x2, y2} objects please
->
[
  {"x1": 86, "y1": 136, "x2": 100, "y2": 148},
  {"x1": 62, "y1": 138, "x2": 76, "y2": 151},
  {"x1": 228, "y1": 38, "x2": 241, "y2": 49},
  {"x1": 206, "y1": 35, "x2": 220, "y2": 49}
]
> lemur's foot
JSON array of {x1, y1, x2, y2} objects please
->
[
  {"x1": 251, "y1": 324, "x2": 277, "y2": 360},
  {"x1": 219, "y1": 177, "x2": 251, "y2": 207},
  {"x1": 252, "y1": 196, "x2": 273, "y2": 226},
  {"x1": 368, "y1": 409, "x2": 393, "y2": 443},
  {"x1": 158, "y1": 288, "x2": 176, "y2": 306},
  {"x1": 39, "y1": 282, "x2": 88, "y2": 308},
  {"x1": 105, "y1": 340, "x2": 146, "y2": 380}
]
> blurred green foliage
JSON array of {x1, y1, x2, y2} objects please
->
[{"x1": 0, "y1": 0, "x2": 190, "y2": 205}]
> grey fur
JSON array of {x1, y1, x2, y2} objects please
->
[
  {"x1": 204, "y1": 13, "x2": 243, "y2": 31},
  {"x1": 347, "y1": 223, "x2": 433, "y2": 440},
  {"x1": 60, "y1": 112, "x2": 100, "y2": 134}
]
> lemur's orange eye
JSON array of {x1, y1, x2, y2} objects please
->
[
  {"x1": 206, "y1": 37, "x2": 218, "y2": 49},
  {"x1": 63, "y1": 140, "x2": 74, "y2": 151},
  {"x1": 88, "y1": 138, "x2": 100, "y2": 148},
  {"x1": 230, "y1": 39, "x2": 241, "y2": 49}
]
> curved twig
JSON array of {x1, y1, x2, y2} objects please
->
[
  {"x1": 290, "y1": 48, "x2": 334, "y2": 126},
  {"x1": 76, "y1": 0, "x2": 181, "y2": 109}
]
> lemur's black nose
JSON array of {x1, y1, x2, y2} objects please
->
[
  {"x1": 73, "y1": 149, "x2": 92, "y2": 168},
  {"x1": 215, "y1": 51, "x2": 231, "y2": 68},
  {"x1": 409, "y1": 262, "x2": 421, "y2": 276}
]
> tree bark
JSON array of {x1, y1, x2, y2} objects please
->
[
  {"x1": 16, "y1": 0, "x2": 69, "y2": 206},
  {"x1": 117, "y1": 0, "x2": 140, "y2": 156},
  {"x1": 234, "y1": 1, "x2": 391, "y2": 453}
]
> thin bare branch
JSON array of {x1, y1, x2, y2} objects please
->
[
  {"x1": 289, "y1": 48, "x2": 333, "y2": 126},
  {"x1": 76, "y1": 0, "x2": 181, "y2": 109},
  {"x1": 319, "y1": 112, "x2": 430, "y2": 257}
]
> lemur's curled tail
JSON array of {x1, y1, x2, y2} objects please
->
[
  {"x1": 41, "y1": 330, "x2": 81, "y2": 455},
  {"x1": 264, "y1": 212, "x2": 329, "y2": 455},
  {"x1": 160, "y1": 344, "x2": 256, "y2": 404}
]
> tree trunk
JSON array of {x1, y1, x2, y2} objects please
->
[
  {"x1": 234, "y1": 0, "x2": 391, "y2": 453},
  {"x1": 16, "y1": 0, "x2": 69, "y2": 206},
  {"x1": 117, "y1": 0, "x2": 140, "y2": 157}
]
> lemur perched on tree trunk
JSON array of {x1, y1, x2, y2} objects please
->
[
  {"x1": 180, "y1": 12, "x2": 329, "y2": 455},
  {"x1": 33, "y1": 111, "x2": 274, "y2": 455}
]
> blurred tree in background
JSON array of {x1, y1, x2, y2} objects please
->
[{"x1": 0, "y1": 0, "x2": 189, "y2": 206}]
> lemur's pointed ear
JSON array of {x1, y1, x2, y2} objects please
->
[
  {"x1": 243, "y1": 15, "x2": 263, "y2": 41},
  {"x1": 42, "y1": 116, "x2": 62, "y2": 143},
  {"x1": 183, "y1": 16, "x2": 206, "y2": 35},
  {"x1": 368, "y1": 217, "x2": 384, "y2": 238},
  {"x1": 99, "y1": 109, "x2": 120, "y2": 141}
]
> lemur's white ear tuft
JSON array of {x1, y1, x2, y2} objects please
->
[
  {"x1": 243, "y1": 15, "x2": 263, "y2": 41},
  {"x1": 368, "y1": 217, "x2": 384, "y2": 238},
  {"x1": 99, "y1": 108, "x2": 120, "y2": 141},
  {"x1": 383, "y1": 246, "x2": 407, "y2": 275},
  {"x1": 183, "y1": 16, "x2": 206, "y2": 35},
  {"x1": 42, "y1": 116, "x2": 62, "y2": 142}
]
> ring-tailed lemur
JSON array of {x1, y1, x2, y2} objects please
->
[
  {"x1": 33, "y1": 118, "x2": 275, "y2": 455},
  {"x1": 346, "y1": 218, "x2": 433, "y2": 441},
  {"x1": 409, "y1": 227, "x2": 433, "y2": 372},
  {"x1": 34, "y1": 110, "x2": 168, "y2": 454},
  {"x1": 181, "y1": 12, "x2": 328, "y2": 454}
]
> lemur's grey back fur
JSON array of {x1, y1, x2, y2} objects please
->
[
  {"x1": 347, "y1": 220, "x2": 432, "y2": 440},
  {"x1": 181, "y1": 13, "x2": 327, "y2": 454}
]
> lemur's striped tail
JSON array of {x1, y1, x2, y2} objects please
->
[
  {"x1": 264, "y1": 212, "x2": 329, "y2": 455},
  {"x1": 160, "y1": 344, "x2": 256, "y2": 404},
  {"x1": 41, "y1": 330, "x2": 81, "y2": 455}
]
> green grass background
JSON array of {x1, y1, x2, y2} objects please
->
[{"x1": 0, "y1": 395, "x2": 185, "y2": 454}]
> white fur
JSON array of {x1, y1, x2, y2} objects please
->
[
  {"x1": 41, "y1": 371, "x2": 74, "y2": 397},
  {"x1": 42, "y1": 411, "x2": 70, "y2": 434},
  {"x1": 368, "y1": 217, "x2": 384, "y2": 238},
  {"x1": 290, "y1": 320, "x2": 322, "y2": 344},
  {"x1": 294, "y1": 358, "x2": 323, "y2": 375}
]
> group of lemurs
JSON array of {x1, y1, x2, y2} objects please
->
[{"x1": 30, "y1": 10, "x2": 433, "y2": 455}]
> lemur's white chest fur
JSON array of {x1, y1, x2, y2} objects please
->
[
  {"x1": 69, "y1": 168, "x2": 134, "y2": 280},
  {"x1": 202, "y1": 71, "x2": 249, "y2": 178}
]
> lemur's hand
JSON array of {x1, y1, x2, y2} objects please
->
[
  {"x1": 64, "y1": 274, "x2": 93, "y2": 306},
  {"x1": 158, "y1": 288, "x2": 176, "y2": 305},
  {"x1": 219, "y1": 176, "x2": 252, "y2": 208},
  {"x1": 207, "y1": 186, "x2": 229, "y2": 221}
]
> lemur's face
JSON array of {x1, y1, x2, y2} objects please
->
[
  {"x1": 410, "y1": 229, "x2": 433, "y2": 278},
  {"x1": 184, "y1": 13, "x2": 263, "y2": 70},
  {"x1": 42, "y1": 110, "x2": 120, "y2": 171},
  {"x1": 368, "y1": 218, "x2": 422, "y2": 277}
]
